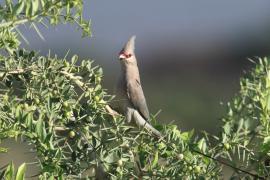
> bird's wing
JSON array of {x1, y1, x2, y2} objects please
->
[{"x1": 127, "y1": 79, "x2": 150, "y2": 120}]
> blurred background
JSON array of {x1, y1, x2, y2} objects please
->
[
  {"x1": 20, "y1": 0, "x2": 270, "y2": 134},
  {"x1": 2, "y1": 0, "x2": 270, "y2": 177}
]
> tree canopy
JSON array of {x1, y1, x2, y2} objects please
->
[{"x1": 0, "y1": 1, "x2": 270, "y2": 179}]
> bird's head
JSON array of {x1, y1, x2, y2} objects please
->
[{"x1": 119, "y1": 35, "x2": 136, "y2": 62}]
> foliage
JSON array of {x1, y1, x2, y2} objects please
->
[
  {"x1": 0, "y1": 0, "x2": 269, "y2": 179},
  {"x1": 0, "y1": 48, "x2": 220, "y2": 179},
  {"x1": 1, "y1": 162, "x2": 26, "y2": 180},
  {"x1": 0, "y1": 0, "x2": 91, "y2": 54},
  {"x1": 217, "y1": 57, "x2": 270, "y2": 179}
]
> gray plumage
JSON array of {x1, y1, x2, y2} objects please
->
[{"x1": 116, "y1": 36, "x2": 161, "y2": 137}]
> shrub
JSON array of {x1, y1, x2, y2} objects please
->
[{"x1": 0, "y1": 1, "x2": 269, "y2": 179}]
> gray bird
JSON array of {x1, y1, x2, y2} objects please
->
[{"x1": 115, "y1": 35, "x2": 161, "y2": 137}]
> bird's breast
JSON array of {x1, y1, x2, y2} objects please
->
[{"x1": 115, "y1": 76, "x2": 130, "y2": 113}]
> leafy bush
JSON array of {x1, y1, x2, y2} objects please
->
[
  {"x1": 218, "y1": 58, "x2": 270, "y2": 179},
  {"x1": 0, "y1": 0, "x2": 269, "y2": 179}
]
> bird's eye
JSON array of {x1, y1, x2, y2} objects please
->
[{"x1": 119, "y1": 53, "x2": 132, "y2": 59}]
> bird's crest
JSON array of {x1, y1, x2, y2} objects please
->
[
  {"x1": 123, "y1": 35, "x2": 136, "y2": 53},
  {"x1": 119, "y1": 35, "x2": 136, "y2": 59}
]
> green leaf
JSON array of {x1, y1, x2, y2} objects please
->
[
  {"x1": 4, "y1": 162, "x2": 14, "y2": 180},
  {"x1": 25, "y1": 112, "x2": 33, "y2": 129},
  {"x1": 31, "y1": 0, "x2": 39, "y2": 16},
  {"x1": 15, "y1": 27, "x2": 30, "y2": 45},
  {"x1": 104, "y1": 152, "x2": 119, "y2": 163},
  {"x1": 13, "y1": 1, "x2": 25, "y2": 16},
  {"x1": 197, "y1": 138, "x2": 206, "y2": 153},
  {"x1": 266, "y1": 93, "x2": 270, "y2": 111},
  {"x1": 151, "y1": 151, "x2": 159, "y2": 168},
  {"x1": 0, "y1": 147, "x2": 8, "y2": 153},
  {"x1": 15, "y1": 163, "x2": 26, "y2": 180},
  {"x1": 223, "y1": 122, "x2": 231, "y2": 135},
  {"x1": 71, "y1": 55, "x2": 78, "y2": 65},
  {"x1": 36, "y1": 117, "x2": 44, "y2": 141},
  {"x1": 31, "y1": 23, "x2": 45, "y2": 41},
  {"x1": 261, "y1": 136, "x2": 270, "y2": 153},
  {"x1": 236, "y1": 118, "x2": 244, "y2": 133},
  {"x1": 25, "y1": 0, "x2": 31, "y2": 16},
  {"x1": 180, "y1": 129, "x2": 194, "y2": 142}
]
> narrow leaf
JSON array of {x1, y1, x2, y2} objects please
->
[
  {"x1": 15, "y1": 163, "x2": 26, "y2": 180},
  {"x1": 4, "y1": 162, "x2": 14, "y2": 180},
  {"x1": 152, "y1": 151, "x2": 159, "y2": 168},
  {"x1": 13, "y1": 1, "x2": 25, "y2": 16},
  {"x1": 31, "y1": 23, "x2": 45, "y2": 41}
]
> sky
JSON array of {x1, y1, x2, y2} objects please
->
[{"x1": 22, "y1": 0, "x2": 270, "y2": 61}]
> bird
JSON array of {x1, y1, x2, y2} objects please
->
[{"x1": 115, "y1": 35, "x2": 161, "y2": 137}]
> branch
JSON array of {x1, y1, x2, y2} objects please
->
[
  {"x1": 54, "y1": 126, "x2": 69, "y2": 131},
  {"x1": 60, "y1": 70, "x2": 85, "y2": 90},
  {"x1": 192, "y1": 149, "x2": 265, "y2": 179},
  {"x1": 0, "y1": 18, "x2": 29, "y2": 29},
  {"x1": 60, "y1": 70, "x2": 120, "y2": 117},
  {"x1": 0, "y1": 0, "x2": 63, "y2": 29},
  {"x1": 105, "y1": 105, "x2": 119, "y2": 116},
  {"x1": 6, "y1": 67, "x2": 33, "y2": 74},
  {"x1": 0, "y1": 68, "x2": 117, "y2": 118},
  {"x1": 0, "y1": 67, "x2": 35, "y2": 81}
]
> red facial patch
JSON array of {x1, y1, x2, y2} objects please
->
[{"x1": 119, "y1": 51, "x2": 132, "y2": 58}]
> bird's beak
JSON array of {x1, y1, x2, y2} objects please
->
[{"x1": 119, "y1": 54, "x2": 126, "y2": 60}]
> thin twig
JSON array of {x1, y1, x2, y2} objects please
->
[
  {"x1": 192, "y1": 149, "x2": 265, "y2": 179},
  {"x1": 54, "y1": 126, "x2": 69, "y2": 132},
  {"x1": 105, "y1": 105, "x2": 119, "y2": 116},
  {"x1": 0, "y1": 18, "x2": 29, "y2": 28}
]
